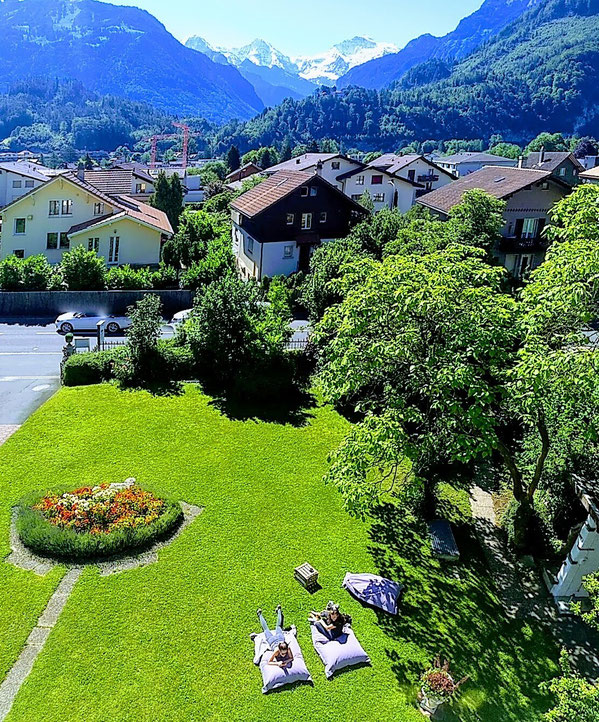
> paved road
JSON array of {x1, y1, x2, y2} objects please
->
[{"x1": 0, "y1": 322, "x2": 64, "y2": 428}]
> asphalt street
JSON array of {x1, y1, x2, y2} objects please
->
[{"x1": 0, "y1": 321, "x2": 64, "y2": 427}]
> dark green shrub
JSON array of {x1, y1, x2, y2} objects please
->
[
  {"x1": 106, "y1": 265, "x2": 153, "y2": 290},
  {"x1": 0, "y1": 255, "x2": 24, "y2": 290},
  {"x1": 151, "y1": 263, "x2": 179, "y2": 289},
  {"x1": 21, "y1": 255, "x2": 53, "y2": 290},
  {"x1": 113, "y1": 295, "x2": 163, "y2": 387},
  {"x1": 157, "y1": 339, "x2": 195, "y2": 380},
  {"x1": 62, "y1": 348, "x2": 125, "y2": 386},
  {"x1": 16, "y1": 491, "x2": 183, "y2": 561},
  {"x1": 60, "y1": 246, "x2": 107, "y2": 290}
]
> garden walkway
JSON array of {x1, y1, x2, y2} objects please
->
[
  {"x1": 0, "y1": 426, "x2": 19, "y2": 447},
  {"x1": 470, "y1": 486, "x2": 599, "y2": 678}
]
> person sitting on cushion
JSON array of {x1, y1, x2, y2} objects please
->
[
  {"x1": 255, "y1": 604, "x2": 287, "y2": 649},
  {"x1": 309, "y1": 603, "x2": 349, "y2": 640},
  {"x1": 267, "y1": 640, "x2": 294, "y2": 668}
]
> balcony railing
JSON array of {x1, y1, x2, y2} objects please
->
[
  {"x1": 499, "y1": 235, "x2": 551, "y2": 253},
  {"x1": 417, "y1": 174, "x2": 439, "y2": 183}
]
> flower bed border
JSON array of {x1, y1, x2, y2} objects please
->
[{"x1": 16, "y1": 488, "x2": 183, "y2": 562}]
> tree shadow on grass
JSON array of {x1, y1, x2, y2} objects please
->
[
  {"x1": 365, "y1": 503, "x2": 559, "y2": 722},
  {"x1": 207, "y1": 387, "x2": 317, "y2": 427},
  {"x1": 116, "y1": 379, "x2": 185, "y2": 398}
]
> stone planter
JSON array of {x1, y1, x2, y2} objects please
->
[{"x1": 419, "y1": 689, "x2": 447, "y2": 715}]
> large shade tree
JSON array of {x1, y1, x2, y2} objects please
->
[{"x1": 315, "y1": 186, "x2": 599, "y2": 547}]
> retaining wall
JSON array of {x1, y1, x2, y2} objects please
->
[{"x1": 0, "y1": 290, "x2": 194, "y2": 318}]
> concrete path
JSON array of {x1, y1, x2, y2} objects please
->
[
  {"x1": 0, "y1": 426, "x2": 19, "y2": 447},
  {"x1": 0, "y1": 567, "x2": 82, "y2": 722},
  {"x1": 470, "y1": 485, "x2": 599, "y2": 677}
]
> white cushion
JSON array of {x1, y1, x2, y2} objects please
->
[
  {"x1": 253, "y1": 630, "x2": 312, "y2": 694},
  {"x1": 310, "y1": 624, "x2": 370, "y2": 679}
]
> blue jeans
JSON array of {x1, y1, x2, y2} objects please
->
[{"x1": 259, "y1": 609, "x2": 284, "y2": 648}]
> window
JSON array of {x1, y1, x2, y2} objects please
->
[
  {"x1": 108, "y1": 236, "x2": 120, "y2": 264},
  {"x1": 320, "y1": 211, "x2": 327, "y2": 223},
  {"x1": 559, "y1": 167, "x2": 566, "y2": 177},
  {"x1": 135, "y1": 183, "x2": 147, "y2": 194},
  {"x1": 14, "y1": 250, "x2": 24, "y2": 259},
  {"x1": 93, "y1": 202, "x2": 105, "y2": 216},
  {"x1": 331, "y1": 161, "x2": 340, "y2": 170},
  {"x1": 373, "y1": 193, "x2": 385, "y2": 203},
  {"x1": 14, "y1": 218, "x2": 26, "y2": 235},
  {"x1": 371, "y1": 175, "x2": 383, "y2": 185},
  {"x1": 247, "y1": 236, "x2": 254, "y2": 255},
  {"x1": 88, "y1": 237, "x2": 99, "y2": 253},
  {"x1": 301, "y1": 186, "x2": 309, "y2": 197},
  {"x1": 60, "y1": 232, "x2": 69, "y2": 249},
  {"x1": 301, "y1": 213, "x2": 312, "y2": 230},
  {"x1": 310, "y1": 187, "x2": 318, "y2": 197},
  {"x1": 46, "y1": 232, "x2": 58, "y2": 250},
  {"x1": 25, "y1": 180, "x2": 34, "y2": 188},
  {"x1": 356, "y1": 175, "x2": 365, "y2": 186},
  {"x1": 521, "y1": 218, "x2": 539, "y2": 239},
  {"x1": 408, "y1": 169, "x2": 416, "y2": 182},
  {"x1": 283, "y1": 245, "x2": 294, "y2": 259},
  {"x1": 49, "y1": 200, "x2": 60, "y2": 216},
  {"x1": 12, "y1": 180, "x2": 22, "y2": 189},
  {"x1": 351, "y1": 194, "x2": 363, "y2": 201},
  {"x1": 61, "y1": 200, "x2": 73, "y2": 215},
  {"x1": 286, "y1": 213, "x2": 294, "y2": 225}
]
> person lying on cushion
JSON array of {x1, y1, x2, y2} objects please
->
[
  {"x1": 267, "y1": 640, "x2": 294, "y2": 669},
  {"x1": 255, "y1": 605, "x2": 287, "y2": 650},
  {"x1": 309, "y1": 603, "x2": 349, "y2": 640}
]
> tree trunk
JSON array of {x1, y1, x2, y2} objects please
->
[{"x1": 511, "y1": 496, "x2": 534, "y2": 551}]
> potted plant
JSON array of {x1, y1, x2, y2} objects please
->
[{"x1": 418, "y1": 657, "x2": 468, "y2": 716}]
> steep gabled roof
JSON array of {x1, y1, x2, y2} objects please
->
[
  {"x1": 69, "y1": 196, "x2": 172, "y2": 236},
  {"x1": 581, "y1": 166, "x2": 599, "y2": 180},
  {"x1": 0, "y1": 162, "x2": 49, "y2": 182},
  {"x1": 417, "y1": 166, "x2": 558, "y2": 215},
  {"x1": 524, "y1": 151, "x2": 585, "y2": 173},
  {"x1": 225, "y1": 162, "x2": 262, "y2": 180},
  {"x1": 231, "y1": 169, "x2": 367, "y2": 219}
]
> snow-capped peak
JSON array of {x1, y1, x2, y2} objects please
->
[
  {"x1": 224, "y1": 39, "x2": 297, "y2": 74},
  {"x1": 295, "y1": 36, "x2": 398, "y2": 84}
]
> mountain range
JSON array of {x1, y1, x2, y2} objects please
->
[
  {"x1": 0, "y1": 0, "x2": 263, "y2": 122},
  {"x1": 185, "y1": 36, "x2": 398, "y2": 106}
]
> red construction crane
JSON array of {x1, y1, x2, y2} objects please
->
[{"x1": 147, "y1": 122, "x2": 197, "y2": 170}]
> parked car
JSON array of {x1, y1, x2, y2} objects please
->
[
  {"x1": 169, "y1": 309, "x2": 193, "y2": 327},
  {"x1": 55, "y1": 312, "x2": 132, "y2": 335}
]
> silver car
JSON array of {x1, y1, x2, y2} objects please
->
[{"x1": 55, "y1": 312, "x2": 132, "y2": 335}]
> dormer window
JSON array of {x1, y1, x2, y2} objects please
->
[{"x1": 331, "y1": 161, "x2": 340, "y2": 170}]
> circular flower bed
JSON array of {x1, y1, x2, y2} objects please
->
[{"x1": 17, "y1": 480, "x2": 183, "y2": 561}]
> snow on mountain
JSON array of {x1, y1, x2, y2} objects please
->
[
  {"x1": 295, "y1": 36, "x2": 399, "y2": 84},
  {"x1": 186, "y1": 35, "x2": 399, "y2": 86}
]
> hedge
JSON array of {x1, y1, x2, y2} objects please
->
[{"x1": 16, "y1": 491, "x2": 183, "y2": 561}]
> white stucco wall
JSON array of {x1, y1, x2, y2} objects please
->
[
  {"x1": 0, "y1": 169, "x2": 44, "y2": 208},
  {"x1": 342, "y1": 168, "x2": 416, "y2": 213}
]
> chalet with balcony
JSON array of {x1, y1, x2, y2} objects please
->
[
  {"x1": 416, "y1": 166, "x2": 572, "y2": 278},
  {"x1": 366, "y1": 154, "x2": 455, "y2": 192},
  {"x1": 231, "y1": 169, "x2": 368, "y2": 280},
  {"x1": 263, "y1": 154, "x2": 363, "y2": 190},
  {"x1": 522, "y1": 149, "x2": 584, "y2": 186}
]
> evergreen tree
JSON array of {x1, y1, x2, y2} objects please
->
[
  {"x1": 280, "y1": 139, "x2": 292, "y2": 162},
  {"x1": 226, "y1": 145, "x2": 241, "y2": 172},
  {"x1": 150, "y1": 172, "x2": 184, "y2": 233},
  {"x1": 260, "y1": 148, "x2": 272, "y2": 169}
]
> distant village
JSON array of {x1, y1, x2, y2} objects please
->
[{"x1": 1, "y1": 143, "x2": 599, "y2": 282}]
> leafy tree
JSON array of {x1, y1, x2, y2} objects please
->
[
  {"x1": 573, "y1": 137, "x2": 599, "y2": 158},
  {"x1": 150, "y1": 172, "x2": 184, "y2": 232},
  {"x1": 573, "y1": 572, "x2": 599, "y2": 631},
  {"x1": 490, "y1": 142, "x2": 522, "y2": 159},
  {"x1": 315, "y1": 188, "x2": 599, "y2": 545},
  {"x1": 347, "y1": 208, "x2": 405, "y2": 259},
  {"x1": 542, "y1": 650, "x2": 599, "y2": 721},
  {"x1": 445, "y1": 189, "x2": 506, "y2": 253},
  {"x1": 358, "y1": 190, "x2": 375, "y2": 213},
  {"x1": 60, "y1": 246, "x2": 106, "y2": 291},
  {"x1": 526, "y1": 132, "x2": 569, "y2": 153},
  {"x1": 226, "y1": 145, "x2": 241, "y2": 172},
  {"x1": 162, "y1": 209, "x2": 230, "y2": 268},
  {"x1": 21, "y1": 255, "x2": 53, "y2": 290},
  {"x1": 0, "y1": 255, "x2": 24, "y2": 290},
  {"x1": 115, "y1": 295, "x2": 163, "y2": 386}
]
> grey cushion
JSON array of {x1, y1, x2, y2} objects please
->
[
  {"x1": 253, "y1": 630, "x2": 312, "y2": 694},
  {"x1": 310, "y1": 624, "x2": 370, "y2": 678}
]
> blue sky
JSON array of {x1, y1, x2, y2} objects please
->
[{"x1": 110, "y1": 0, "x2": 484, "y2": 55}]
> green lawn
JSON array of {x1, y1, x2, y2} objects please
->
[{"x1": 0, "y1": 385, "x2": 558, "y2": 721}]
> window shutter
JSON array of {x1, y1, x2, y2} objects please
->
[{"x1": 537, "y1": 218, "x2": 546, "y2": 238}]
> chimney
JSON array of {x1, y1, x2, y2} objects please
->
[
  {"x1": 77, "y1": 165, "x2": 85, "y2": 181},
  {"x1": 518, "y1": 155, "x2": 524, "y2": 169},
  {"x1": 539, "y1": 146, "x2": 545, "y2": 164},
  {"x1": 315, "y1": 159, "x2": 323, "y2": 177}
]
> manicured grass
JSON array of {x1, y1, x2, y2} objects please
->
[{"x1": 0, "y1": 385, "x2": 558, "y2": 721}]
